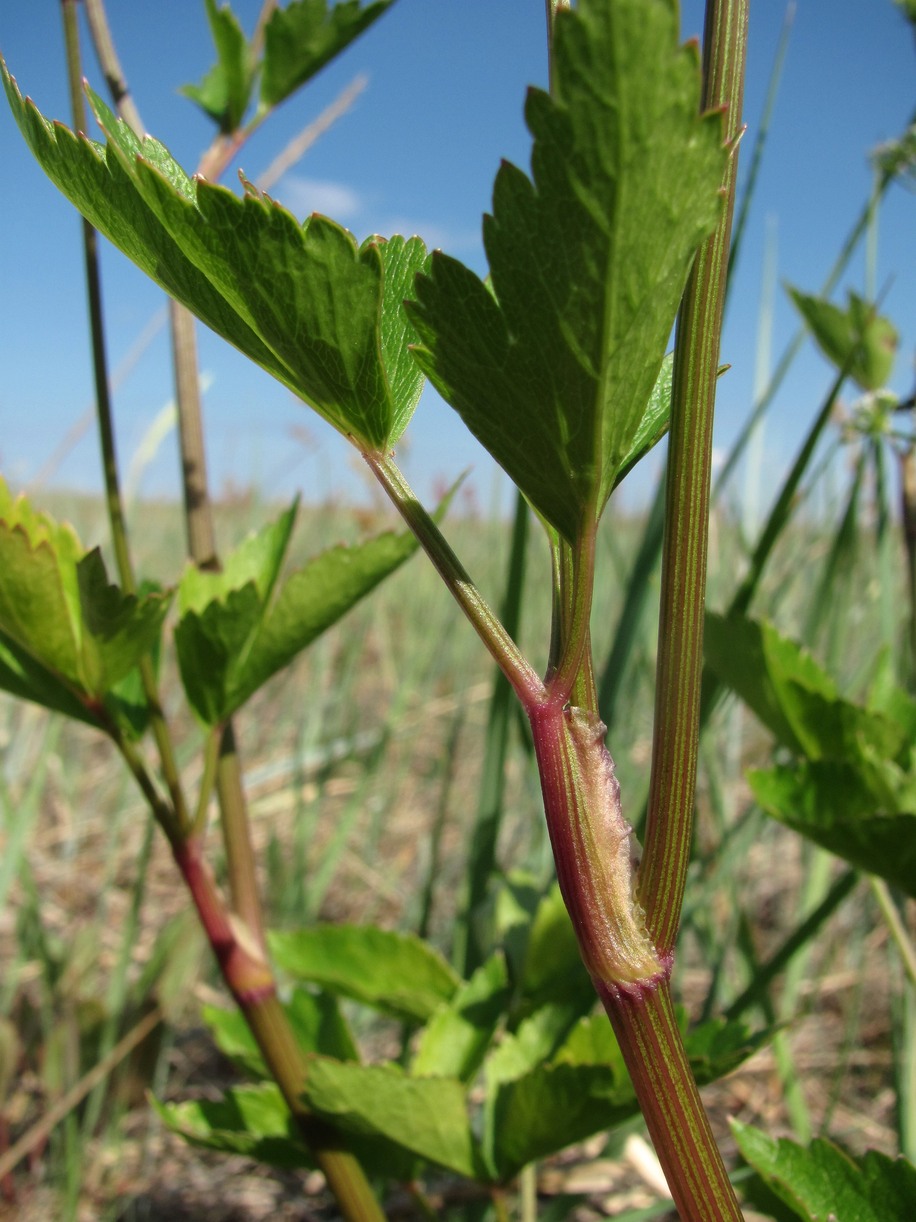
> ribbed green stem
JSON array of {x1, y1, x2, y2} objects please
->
[
  {"x1": 456, "y1": 490, "x2": 530, "y2": 976},
  {"x1": 365, "y1": 449, "x2": 545, "y2": 707},
  {"x1": 549, "y1": 530, "x2": 599, "y2": 710},
  {"x1": 216, "y1": 721, "x2": 267, "y2": 952},
  {"x1": 901, "y1": 445, "x2": 916, "y2": 684},
  {"x1": 637, "y1": 0, "x2": 749, "y2": 955},
  {"x1": 597, "y1": 979, "x2": 743, "y2": 1221},
  {"x1": 168, "y1": 298, "x2": 220, "y2": 570}
]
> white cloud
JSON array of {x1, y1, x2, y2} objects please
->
[
  {"x1": 370, "y1": 216, "x2": 481, "y2": 255},
  {"x1": 277, "y1": 176, "x2": 363, "y2": 220},
  {"x1": 269, "y1": 177, "x2": 482, "y2": 257}
]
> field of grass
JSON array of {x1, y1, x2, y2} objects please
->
[{"x1": 0, "y1": 476, "x2": 907, "y2": 1221}]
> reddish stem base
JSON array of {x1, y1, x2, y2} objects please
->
[{"x1": 596, "y1": 978, "x2": 744, "y2": 1221}]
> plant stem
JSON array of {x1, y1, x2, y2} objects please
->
[
  {"x1": 548, "y1": 530, "x2": 599, "y2": 710},
  {"x1": 83, "y1": 0, "x2": 143, "y2": 134},
  {"x1": 594, "y1": 3, "x2": 749, "y2": 1215},
  {"x1": 456, "y1": 490, "x2": 530, "y2": 976},
  {"x1": 169, "y1": 299, "x2": 220, "y2": 568},
  {"x1": 216, "y1": 720, "x2": 267, "y2": 952},
  {"x1": 900, "y1": 443, "x2": 916, "y2": 683},
  {"x1": 528, "y1": 699, "x2": 666, "y2": 990},
  {"x1": 871, "y1": 877, "x2": 916, "y2": 991},
  {"x1": 86, "y1": 0, "x2": 271, "y2": 966},
  {"x1": 173, "y1": 836, "x2": 386, "y2": 1221},
  {"x1": 82, "y1": 8, "x2": 385, "y2": 1213},
  {"x1": 597, "y1": 979, "x2": 743, "y2": 1221},
  {"x1": 62, "y1": 0, "x2": 133, "y2": 595},
  {"x1": 365, "y1": 449, "x2": 545, "y2": 707},
  {"x1": 638, "y1": 0, "x2": 749, "y2": 957},
  {"x1": 62, "y1": 0, "x2": 191, "y2": 834}
]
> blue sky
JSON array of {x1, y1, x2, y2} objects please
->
[{"x1": 1, "y1": 1, "x2": 914, "y2": 519}]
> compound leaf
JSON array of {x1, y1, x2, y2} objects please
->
[
  {"x1": 409, "y1": 0, "x2": 726, "y2": 541},
  {"x1": 269, "y1": 925, "x2": 460, "y2": 1022},
  {"x1": 411, "y1": 953, "x2": 510, "y2": 1082},
  {"x1": 485, "y1": 1060, "x2": 634, "y2": 1182},
  {"x1": 180, "y1": 0, "x2": 254, "y2": 132},
  {"x1": 788, "y1": 286, "x2": 898, "y2": 392},
  {"x1": 261, "y1": 0, "x2": 396, "y2": 108},
  {"x1": 303, "y1": 1059, "x2": 484, "y2": 1180},
  {"x1": 153, "y1": 1084, "x2": 312, "y2": 1170},
  {"x1": 0, "y1": 630, "x2": 99, "y2": 726},
  {"x1": 203, "y1": 987, "x2": 358, "y2": 1080},
  {"x1": 175, "y1": 502, "x2": 421, "y2": 724},
  {"x1": 704, "y1": 612, "x2": 905, "y2": 765},
  {"x1": 749, "y1": 760, "x2": 916, "y2": 898},
  {"x1": 732, "y1": 1122, "x2": 916, "y2": 1222},
  {"x1": 2, "y1": 63, "x2": 428, "y2": 450},
  {"x1": 154, "y1": 1079, "x2": 422, "y2": 1180},
  {"x1": 0, "y1": 481, "x2": 170, "y2": 712},
  {"x1": 485, "y1": 1011, "x2": 766, "y2": 1182}
]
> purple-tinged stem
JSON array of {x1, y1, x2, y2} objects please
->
[
  {"x1": 597, "y1": 978, "x2": 743, "y2": 1221},
  {"x1": 528, "y1": 698, "x2": 666, "y2": 991},
  {"x1": 172, "y1": 836, "x2": 386, "y2": 1222}
]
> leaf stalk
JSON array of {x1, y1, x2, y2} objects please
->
[{"x1": 365, "y1": 449, "x2": 545, "y2": 708}]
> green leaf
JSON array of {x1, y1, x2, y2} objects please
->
[
  {"x1": 612, "y1": 353, "x2": 674, "y2": 492},
  {"x1": 0, "y1": 630, "x2": 100, "y2": 725},
  {"x1": 485, "y1": 1060, "x2": 634, "y2": 1181},
  {"x1": 1, "y1": 63, "x2": 428, "y2": 450},
  {"x1": 408, "y1": 0, "x2": 725, "y2": 541},
  {"x1": 154, "y1": 1078, "x2": 421, "y2": 1181},
  {"x1": 175, "y1": 502, "x2": 421, "y2": 724},
  {"x1": 519, "y1": 883, "x2": 594, "y2": 1014},
  {"x1": 866, "y1": 649, "x2": 916, "y2": 744},
  {"x1": 484, "y1": 1004, "x2": 589, "y2": 1092},
  {"x1": 731, "y1": 1121, "x2": 916, "y2": 1222},
  {"x1": 261, "y1": 0, "x2": 395, "y2": 108},
  {"x1": 304, "y1": 1058, "x2": 485, "y2": 1180},
  {"x1": 0, "y1": 481, "x2": 170, "y2": 710},
  {"x1": 684, "y1": 1016, "x2": 773, "y2": 1085},
  {"x1": 203, "y1": 987, "x2": 358, "y2": 1079},
  {"x1": 180, "y1": 0, "x2": 253, "y2": 133},
  {"x1": 379, "y1": 234, "x2": 432, "y2": 444},
  {"x1": 411, "y1": 954, "x2": 510, "y2": 1082},
  {"x1": 269, "y1": 925, "x2": 459, "y2": 1022},
  {"x1": 749, "y1": 760, "x2": 916, "y2": 898},
  {"x1": 788, "y1": 286, "x2": 898, "y2": 392},
  {"x1": 485, "y1": 1011, "x2": 766, "y2": 1182},
  {"x1": 704, "y1": 612, "x2": 905, "y2": 765},
  {"x1": 152, "y1": 1083, "x2": 311, "y2": 1170},
  {"x1": 103, "y1": 597, "x2": 165, "y2": 738}
]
